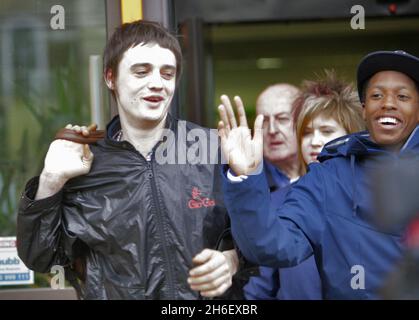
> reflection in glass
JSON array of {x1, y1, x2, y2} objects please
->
[{"x1": 0, "y1": 0, "x2": 108, "y2": 239}]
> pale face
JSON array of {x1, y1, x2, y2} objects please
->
[
  {"x1": 109, "y1": 43, "x2": 177, "y2": 127},
  {"x1": 258, "y1": 94, "x2": 298, "y2": 165},
  {"x1": 301, "y1": 115, "x2": 347, "y2": 165}
]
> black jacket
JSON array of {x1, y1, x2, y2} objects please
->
[{"x1": 17, "y1": 115, "x2": 232, "y2": 299}]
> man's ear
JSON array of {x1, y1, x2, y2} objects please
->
[{"x1": 104, "y1": 69, "x2": 114, "y2": 90}]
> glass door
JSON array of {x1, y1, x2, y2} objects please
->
[{"x1": 0, "y1": 0, "x2": 109, "y2": 238}]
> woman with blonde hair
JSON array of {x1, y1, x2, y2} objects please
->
[{"x1": 294, "y1": 70, "x2": 365, "y2": 175}]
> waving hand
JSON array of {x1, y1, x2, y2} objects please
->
[{"x1": 217, "y1": 95, "x2": 264, "y2": 176}]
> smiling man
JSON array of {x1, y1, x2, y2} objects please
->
[
  {"x1": 358, "y1": 52, "x2": 419, "y2": 151},
  {"x1": 16, "y1": 20, "x2": 240, "y2": 300},
  {"x1": 218, "y1": 50, "x2": 419, "y2": 299},
  {"x1": 362, "y1": 71, "x2": 418, "y2": 150}
]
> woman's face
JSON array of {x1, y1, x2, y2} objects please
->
[{"x1": 301, "y1": 115, "x2": 347, "y2": 164}]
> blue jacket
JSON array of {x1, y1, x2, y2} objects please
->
[
  {"x1": 244, "y1": 161, "x2": 322, "y2": 300},
  {"x1": 223, "y1": 127, "x2": 419, "y2": 299}
]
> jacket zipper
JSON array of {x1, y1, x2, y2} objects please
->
[{"x1": 146, "y1": 154, "x2": 176, "y2": 299}]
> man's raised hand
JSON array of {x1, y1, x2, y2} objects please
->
[{"x1": 217, "y1": 95, "x2": 264, "y2": 176}]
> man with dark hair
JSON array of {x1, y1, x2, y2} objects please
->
[
  {"x1": 17, "y1": 20, "x2": 239, "y2": 300},
  {"x1": 218, "y1": 50, "x2": 419, "y2": 299}
]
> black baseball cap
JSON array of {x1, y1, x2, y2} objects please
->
[{"x1": 357, "y1": 50, "x2": 419, "y2": 102}]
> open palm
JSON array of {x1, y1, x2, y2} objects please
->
[{"x1": 217, "y1": 95, "x2": 264, "y2": 176}]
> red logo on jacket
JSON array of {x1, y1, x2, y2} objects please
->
[{"x1": 188, "y1": 187, "x2": 215, "y2": 209}]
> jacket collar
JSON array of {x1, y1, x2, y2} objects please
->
[
  {"x1": 318, "y1": 125, "x2": 419, "y2": 162},
  {"x1": 105, "y1": 113, "x2": 175, "y2": 142},
  {"x1": 264, "y1": 160, "x2": 290, "y2": 192}
]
